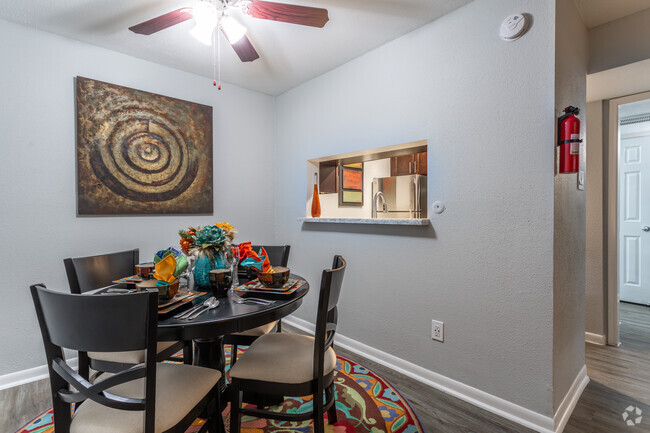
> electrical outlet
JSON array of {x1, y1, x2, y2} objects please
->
[{"x1": 431, "y1": 320, "x2": 444, "y2": 342}]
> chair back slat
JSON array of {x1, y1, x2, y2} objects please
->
[
  {"x1": 53, "y1": 358, "x2": 146, "y2": 409},
  {"x1": 326, "y1": 256, "x2": 345, "y2": 311},
  {"x1": 32, "y1": 284, "x2": 152, "y2": 352},
  {"x1": 251, "y1": 245, "x2": 290, "y2": 267},
  {"x1": 64, "y1": 249, "x2": 140, "y2": 294},
  {"x1": 324, "y1": 311, "x2": 338, "y2": 348},
  {"x1": 313, "y1": 256, "x2": 346, "y2": 380}
]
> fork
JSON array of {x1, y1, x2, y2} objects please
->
[
  {"x1": 174, "y1": 297, "x2": 216, "y2": 319},
  {"x1": 231, "y1": 292, "x2": 273, "y2": 305}
]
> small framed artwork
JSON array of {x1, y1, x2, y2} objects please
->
[{"x1": 339, "y1": 163, "x2": 363, "y2": 206}]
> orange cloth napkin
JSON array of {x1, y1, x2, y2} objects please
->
[
  {"x1": 238, "y1": 242, "x2": 260, "y2": 261},
  {"x1": 258, "y1": 247, "x2": 271, "y2": 273},
  {"x1": 238, "y1": 242, "x2": 271, "y2": 272},
  {"x1": 154, "y1": 255, "x2": 177, "y2": 283}
]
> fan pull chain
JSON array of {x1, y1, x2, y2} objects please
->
[
  {"x1": 212, "y1": 27, "x2": 222, "y2": 90},
  {"x1": 217, "y1": 25, "x2": 222, "y2": 90}
]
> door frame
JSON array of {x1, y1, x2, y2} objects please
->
[{"x1": 606, "y1": 90, "x2": 650, "y2": 346}]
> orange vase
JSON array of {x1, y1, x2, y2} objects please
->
[{"x1": 311, "y1": 173, "x2": 321, "y2": 218}]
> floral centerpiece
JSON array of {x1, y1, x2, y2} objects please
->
[{"x1": 179, "y1": 222, "x2": 237, "y2": 289}]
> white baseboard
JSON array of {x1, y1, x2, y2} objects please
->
[
  {"x1": 585, "y1": 332, "x2": 606, "y2": 345},
  {"x1": 2, "y1": 322, "x2": 587, "y2": 433},
  {"x1": 0, "y1": 357, "x2": 78, "y2": 391},
  {"x1": 284, "y1": 316, "x2": 556, "y2": 433},
  {"x1": 553, "y1": 366, "x2": 589, "y2": 433}
]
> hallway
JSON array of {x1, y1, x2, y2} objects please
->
[{"x1": 566, "y1": 302, "x2": 650, "y2": 431}]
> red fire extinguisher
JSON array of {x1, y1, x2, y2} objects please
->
[{"x1": 557, "y1": 106, "x2": 582, "y2": 173}]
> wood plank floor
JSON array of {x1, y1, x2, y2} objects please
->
[
  {"x1": 283, "y1": 323, "x2": 536, "y2": 433},
  {"x1": 332, "y1": 344, "x2": 537, "y2": 433},
  {"x1": 565, "y1": 302, "x2": 650, "y2": 432},
  {"x1": 290, "y1": 302, "x2": 650, "y2": 433},
  {"x1": 7, "y1": 305, "x2": 647, "y2": 433}
]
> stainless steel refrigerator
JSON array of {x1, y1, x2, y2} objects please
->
[{"x1": 371, "y1": 174, "x2": 427, "y2": 219}]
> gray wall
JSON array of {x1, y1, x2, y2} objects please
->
[
  {"x1": 553, "y1": 0, "x2": 587, "y2": 412},
  {"x1": 589, "y1": 8, "x2": 650, "y2": 74},
  {"x1": 0, "y1": 19, "x2": 276, "y2": 375},
  {"x1": 275, "y1": 0, "x2": 556, "y2": 417},
  {"x1": 585, "y1": 101, "x2": 607, "y2": 338}
]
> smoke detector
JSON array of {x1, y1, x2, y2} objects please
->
[{"x1": 500, "y1": 13, "x2": 529, "y2": 41}]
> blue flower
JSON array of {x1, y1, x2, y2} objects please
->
[
  {"x1": 195, "y1": 225, "x2": 226, "y2": 248},
  {"x1": 352, "y1": 364, "x2": 368, "y2": 374},
  {"x1": 378, "y1": 405, "x2": 399, "y2": 421},
  {"x1": 382, "y1": 388, "x2": 400, "y2": 402},
  {"x1": 356, "y1": 378, "x2": 373, "y2": 390}
]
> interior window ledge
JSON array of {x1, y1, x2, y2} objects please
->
[{"x1": 298, "y1": 217, "x2": 430, "y2": 226}]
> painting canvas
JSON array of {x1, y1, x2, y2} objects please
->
[{"x1": 76, "y1": 76, "x2": 213, "y2": 215}]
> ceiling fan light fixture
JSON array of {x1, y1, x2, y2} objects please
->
[
  {"x1": 221, "y1": 16, "x2": 247, "y2": 43},
  {"x1": 191, "y1": 0, "x2": 220, "y2": 45},
  {"x1": 190, "y1": 22, "x2": 216, "y2": 45}
]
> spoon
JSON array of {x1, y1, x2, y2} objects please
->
[
  {"x1": 175, "y1": 297, "x2": 216, "y2": 319},
  {"x1": 186, "y1": 297, "x2": 220, "y2": 320}
]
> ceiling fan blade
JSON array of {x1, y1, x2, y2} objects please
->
[
  {"x1": 224, "y1": 31, "x2": 260, "y2": 62},
  {"x1": 243, "y1": 1, "x2": 329, "y2": 28},
  {"x1": 129, "y1": 8, "x2": 193, "y2": 35}
]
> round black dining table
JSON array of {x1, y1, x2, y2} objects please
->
[{"x1": 157, "y1": 273, "x2": 309, "y2": 374}]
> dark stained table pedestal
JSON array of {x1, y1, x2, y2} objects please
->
[{"x1": 194, "y1": 337, "x2": 226, "y2": 371}]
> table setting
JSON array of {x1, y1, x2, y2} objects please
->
[{"x1": 92, "y1": 221, "x2": 309, "y2": 373}]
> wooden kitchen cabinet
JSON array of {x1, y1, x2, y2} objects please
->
[
  {"x1": 390, "y1": 152, "x2": 427, "y2": 176},
  {"x1": 390, "y1": 154, "x2": 413, "y2": 176},
  {"x1": 414, "y1": 151, "x2": 427, "y2": 175}
]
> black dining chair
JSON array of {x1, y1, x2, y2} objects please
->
[
  {"x1": 30, "y1": 283, "x2": 224, "y2": 433},
  {"x1": 225, "y1": 244, "x2": 291, "y2": 367},
  {"x1": 63, "y1": 249, "x2": 190, "y2": 377},
  {"x1": 229, "y1": 255, "x2": 346, "y2": 433}
]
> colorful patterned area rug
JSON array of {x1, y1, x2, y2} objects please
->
[{"x1": 17, "y1": 348, "x2": 425, "y2": 433}]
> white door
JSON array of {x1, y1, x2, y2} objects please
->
[{"x1": 619, "y1": 135, "x2": 650, "y2": 304}]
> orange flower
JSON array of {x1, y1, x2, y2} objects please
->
[
  {"x1": 215, "y1": 222, "x2": 234, "y2": 233},
  {"x1": 215, "y1": 222, "x2": 237, "y2": 241}
]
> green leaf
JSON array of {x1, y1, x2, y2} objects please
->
[{"x1": 392, "y1": 415, "x2": 406, "y2": 430}]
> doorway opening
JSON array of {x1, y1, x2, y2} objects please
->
[
  {"x1": 581, "y1": 93, "x2": 650, "y2": 410},
  {"x1": 605, "y1": 92, "x2": 650, "y2": 347},
  {"x1": 618, "y1": 100, "x2": 650, "y2": 308}
]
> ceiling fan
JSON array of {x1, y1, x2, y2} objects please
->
[{"x1": 129, "y1": 0, "x2": 329, "y2": 63}]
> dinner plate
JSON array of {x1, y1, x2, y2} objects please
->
[
  {"x1": 157, "y1": 290, "x2": 193, "y2": 308},
  {"x1": 158, "y1": 291, "x2": 207, "y2": 319},
  {"x1": 233, "y1": 279, "x2": 306, "y2": 299}
]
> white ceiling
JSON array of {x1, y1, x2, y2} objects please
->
[
  {"x1": 0, "y1": 0, "x2": 471, "y2": 95},
  {"x1": 573, "y1": 0, "x2": 650, "y2": 28}
]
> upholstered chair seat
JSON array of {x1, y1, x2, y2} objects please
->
[
  {"x1": 230, "y1": 333, "x2": 336, "y2": 384},
  {"x1": 88, "y1": 341, "x2": 179, "y2": 365},
  {"x1": 229, "y1": 322, "x2": 277, "y2": 338},
  {"x1": 70, "y1": 363, "x2": 221, "y2": 433}
]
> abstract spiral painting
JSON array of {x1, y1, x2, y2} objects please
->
[{"x1": 76, "y1": 77, "x2": 213, "y2": 215}]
